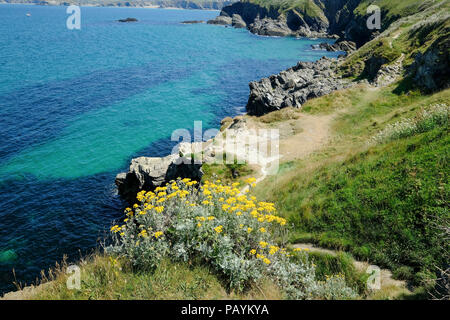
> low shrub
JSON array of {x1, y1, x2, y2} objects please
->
[
  {"x1": 107, "y1": 178, "x2": 357, "y2": 299},
  {"x1": 308, "y1": 251, "x2": 369, "y2": 295}
]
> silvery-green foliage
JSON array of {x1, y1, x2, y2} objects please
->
[{"x1": 315, "y1": 275, "x2": 359, "y2": 300}]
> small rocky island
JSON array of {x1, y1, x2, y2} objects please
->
[{"x1": 118, "y1": 17, "x2": 138, "y2": 23}]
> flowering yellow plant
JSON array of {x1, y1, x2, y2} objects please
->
[{"x1": 108, "y1": 177, "x2": 356, "y2": 299}]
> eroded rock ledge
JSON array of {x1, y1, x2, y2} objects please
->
[
  {"x1": 246, "y1": 57, "x2": 353, "y2": 116},
  {"x1": 116, "y1": 145, "x2": 205, "y2": 203},
  {"x1": 311, "y1": 41, "x2": 357, "y2": 53},
  {"x1": 115, "y1": 118, "x2": 250, "y2": 203}
]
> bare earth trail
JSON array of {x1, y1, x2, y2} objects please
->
[{"x1": 239, "y1": 113, "x2": 334, "y2": 194}]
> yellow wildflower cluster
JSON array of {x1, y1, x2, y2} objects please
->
[
  {"x1": 138, "y1": 229, "x2": 148, "y2": 238},
  {"x1": 254, "y1": 252, "x2": 271, "y2": 264},
  {"x1": 154, "y1": 206, "x2": 164, "y2": 213},
  {"x1": 114, "y1": 177, "x2": 296, "y2": 268},
  {"x1": 193, "y1": 180, "x2": 287, "y2": 228},
  {"x1": 269, "y1": 245, "x2": 279, "y2": 255},
  {"x1": 245, "y1": 177, "x2": 256, "y2": 184},
  {"x1": 250, "y1": 242, "x2": 298, "y2": 260},
  {"x1": 110, "y1": 225, "x2": 123, "y2": 233},
  {"x1": 108, "y1": 177, "x2": 336, "y2": 300}
]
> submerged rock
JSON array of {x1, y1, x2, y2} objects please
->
[
  {"x1": 0, "y1": 249, "x2": 18, "y2": 264},
  {"x1": 181, "y1": 20, "x2": 205, "y2": 24}
]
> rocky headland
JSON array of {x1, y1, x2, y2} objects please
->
[{"x1": 207, "y1": 0, "x2": 382, "y2": 45}]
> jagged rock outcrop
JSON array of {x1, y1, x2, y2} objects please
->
[
  {"x1": 115, "y1": 140, "x2": 215, "y2": 202},
  {"x1": 409, "y1": 34, "x2": 450, "y2": 92},
  {"x1": 116, "y1": 152, "x2": 204, "y2": 203},
  {"x1": 246, "y1": 57, "x2": 352, "y2": 116},
  {"x1": 232, "y1": 14, "x2": 247, "y2": 28},
  {"x1": 248, "y1": 18, "x2": 292, "y2": 37},
  {"x1": 219, "y1": 1, "x2": 331, "y2": 38},
  {"x1": 207, "y1": 15, "x2": 233, "y2": 25},
  {"x1": 373, "y1": 54, "x2": 405, "y2": 87}
]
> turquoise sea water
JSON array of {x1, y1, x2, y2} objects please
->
[{"x1": 0, "y1": 4, "x2": 340, "y2": 293}]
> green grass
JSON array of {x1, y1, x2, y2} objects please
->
[
  {"x1": 30, "y1": 254, "x2": 282, "y2": 300},
  {"x1": 24, "y1": 251, "x2": 369, "y2": 300},
  {"x1": 296, "y1": 127, "x2": 447, "y2": 283},
  {"x1": 202, "y1": 161, "x2": 255, "y2": 185},
  {"x1": 354, "y1": 0, "x2": 443, "y2": 20},
  {"x1": 253, "y1": 86, "x2": 449, "y2": 285},
  {"x1": 243, "y1": 0, "x2": 326, "y2": 20}
]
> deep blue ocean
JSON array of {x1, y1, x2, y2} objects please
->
[{"x1": 0, "y1": 4, "x2": 341, "y2": 293}]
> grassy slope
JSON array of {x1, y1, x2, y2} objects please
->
[
  {"x1": 243, "y1": 0, "x2": 324, "y2": 17},
  {"x1": 254, "y1": 85, "x2": 449, "y2": 285},
  {"x1": 354, "y1": 0, "x2": 444, "y2": 21},
  {"x1": 9, "y1": 249, "x2": 371, "y2": 299},
  {"x1": 28, "y1": 254, "x2": 282, "y2": 300}
]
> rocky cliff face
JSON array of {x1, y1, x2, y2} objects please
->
[
  {"x1": 209, "y1": 0, "x2": 377, "y2": 45},
  {"x1": 318, "y1": 0, "x2": 373, "y2": 45},
  {"x1": 409, "y1": 29, "x2": 450, "y2": 92},
  {"x1": 209, "y1": 1, "x2": 329, "y2": 38}
]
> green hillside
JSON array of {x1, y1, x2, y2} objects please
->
[{"x1": 255, "y1": 86, "x2": 449, "y2": 287}]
